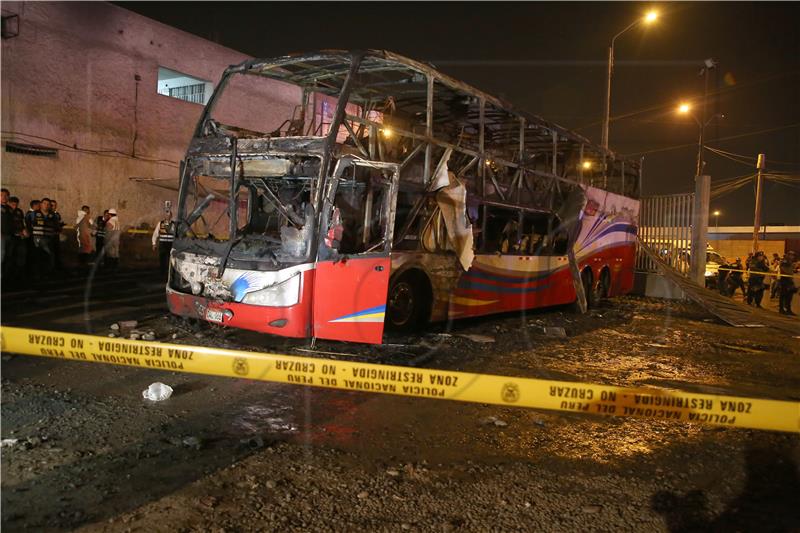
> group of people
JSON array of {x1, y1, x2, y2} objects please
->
[
  {"x1": 1, "y1": 187, "x2": 121, "y2": 284},
  {"x1": 718, "y1": 250, "x2": 798, "y2": 315}
]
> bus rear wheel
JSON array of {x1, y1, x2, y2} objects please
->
[
  {"x1": 595, "y1": 268, "x2": 611, "y2": 301},
  {"x1": 386, "y1": 272, "x2": 430, "y2": 331}
]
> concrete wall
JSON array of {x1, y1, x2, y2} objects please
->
[
  {"x1": 1, "y1": 1, "x2": 301, "y2": 233},
  {"x1": 712, "y1": 240, "x2": 785, "y2": 262},
  {"x1": 633, "y1": 272, "x2": 686, "y2": 300}
]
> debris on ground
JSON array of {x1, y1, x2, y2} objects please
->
[
  {"x1": 457, "y1": 334, "x2": 495, "y2": 344},
  {"x1": 479, "y1": 416, "x2": 508, "y2": 427},
  {"x1": 1, "y1": 438, "x2": 19, "y2": 447},
  {"x1": 542, "y1": 326, "x2": 567, "y2": 338},
  {"x1": 142, "y1": 382, "x2": 173, "y2": 402},
  {"x1": 240, "y1": 436, "x2": 265, "y2": 449},
  {"x1": 119, "y1": 320, "x2": 138, "y2": 330},
  {"x1": 182, "y1": 436, "x2": 202, "y2": 450}
]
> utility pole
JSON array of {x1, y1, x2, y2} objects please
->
[
  {"x1": 695, "y1": 60, "x2": 716, "y2": 176},
  {"x1": 752, "y1": 153, "x2": 765, "y2": 253}
]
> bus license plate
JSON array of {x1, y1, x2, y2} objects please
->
[{"x1": 206, "y1": 308, "x2": 224, "y2": 323}]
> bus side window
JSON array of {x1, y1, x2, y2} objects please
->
[
  {"x1": 522, "y1": 211, "x2": 550, "y2": 256},
  {"x1": 482, "y1": 207, "x2": 519, "y2": 255},
  {"x1": 468, "y1": 202, "x2": 483, "y2": 251},
  {"x1": 552, "y1": 231, "x2": 569, "y2": 255}
]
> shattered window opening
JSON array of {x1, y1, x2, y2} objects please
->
[{"x1": 179, "y1": 154, "x2": 321, "y2": 266}]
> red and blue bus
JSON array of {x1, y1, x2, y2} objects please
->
[{"x1": 167, "y1": 50, "x2": 641, "y2": 344}]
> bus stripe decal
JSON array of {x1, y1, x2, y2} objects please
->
[{"x1": 329, "y1": 305, "x2": 387, "y2": 323}]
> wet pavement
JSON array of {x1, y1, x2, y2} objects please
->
[{"x1": 2, "y1": 269, "x2": 799, "y2": 531}]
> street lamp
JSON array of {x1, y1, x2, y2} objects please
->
[
  {"x1": 713, "y1": 209, "x2": 721, "y2": 230},
  {"x1": 601, "y1": 10, "x2": 659, "y2": 150},
  {"x1": 677, "y1": 102, "x2": 724, "y2": 176}
]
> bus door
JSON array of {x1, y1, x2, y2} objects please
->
[{"x1": 312, "y1": 158, "x2": 399, "y2": 344}]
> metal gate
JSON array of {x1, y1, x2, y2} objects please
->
[{"x1": 636, "y1": 193, "x2": 695, "y2": 277}]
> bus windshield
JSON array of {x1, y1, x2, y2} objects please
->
[{"x1": 179, "y1": 156, "x2": 321, "y2": 267}]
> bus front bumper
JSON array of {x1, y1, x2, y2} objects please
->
[{"x1": 166, "y1": 285, "x2": 312, "y2": 339}]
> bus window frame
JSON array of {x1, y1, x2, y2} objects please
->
[{"x1": 321, "y1": 157, "x2": 399, "y2": 258}]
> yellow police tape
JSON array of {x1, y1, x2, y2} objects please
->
[
  {"x1": 716, "y1": 266, "x2": 800, "y2": 280},
  {"x1": 1, "y1": 326, "x2": 798, "y2": 433}
]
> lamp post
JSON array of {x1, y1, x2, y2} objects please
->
[
  {"x1": 677, "y1": 102, "x2": 724, "y2": 176},
  {"x1": 601, "y1": 10, "x2": 658, "y2": 150},
  {"x1": 713, "y1": 210, "x2": 720, "y2": 230}
]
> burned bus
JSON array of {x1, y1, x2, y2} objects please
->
[{"x1": 167, "y1": 50, "x2": 641, "y2": 344}]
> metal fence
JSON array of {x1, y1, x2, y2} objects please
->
[{"x1": 636, "y1": 193, "x2": 695, "y2": 277}]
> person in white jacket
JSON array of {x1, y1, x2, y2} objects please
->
[
  {"x1": 75, "y1": 206, "x2": 94, "y2": 267},
  {"x1": 105, "y1": 208, "x2": 121, "y2": 269}
]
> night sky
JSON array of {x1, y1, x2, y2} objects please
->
[{"x1": 122, "y1": 1, "x2": 800, "y2": 225}]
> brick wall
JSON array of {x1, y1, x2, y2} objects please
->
[{"x1": 2, "y1": 1, "x2": 300, "y2": 233}]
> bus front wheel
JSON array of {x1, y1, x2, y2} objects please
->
[{"x1": 386, "y1": 272, "x2": 431, "y2": 331}]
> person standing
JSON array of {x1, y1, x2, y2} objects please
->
[
  {"x1": 76, "y1": 205, "x2": 94, "y2": 267},
  {"x1": 778, "y1": 251, "x2": 797, "y2": 316},
  {"x1": 1, "y1": 188, "x2": 11, "y2": 272},
  {"x1": 25, "y1": 199, "x2": 41, "y2": 278},
  {"x1": 725, "y1": 258, "x2": 746, "y2": 298},
  {"x1": 50, "y1": 199, "x2": 65, "y2": 271},
  {"x1": 151, "y1": 210, "x2": 175, "y2": 277},
  {"x1": 104, "y1": 208, "x2": 121, "y2": 270},
  {"x1": 94, "y1": 209, "x2": 109, "y2": 266},
  {"x1": 746, "y1": 251, "x2": 769, "y2": 308},
  {"x1": 770, "y1": 253, "x2": 782, "y2": 299},
  {"x1": 29, "y1": 198, "x2": 54, "y2": 277},
  {"x1": 5, "y1": 196, "x2": 28, "y2": 283},
  {"x1": 40, "y1": 198, "x2": 59, "y2": 275}
]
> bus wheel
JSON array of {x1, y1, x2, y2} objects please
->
[
  {"x1": 387, "y1": 272, "x2": 430, "y2": 331},
  {"x1": 596, "y1": 268, "x2": 611, "y2": 300}
]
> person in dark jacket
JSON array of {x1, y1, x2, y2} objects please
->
[
  {"x1": 724, "y1": 258, "x2": 746, "y2": 298},
  {"x1": 50, "y1": 199, "x2": 65, "y2": 270},
  {"x1": 4, "y1": 196, "x2": 28, "y2": 283},
  {"x1": 778, "y1": 251, "x2": 797, "y2": 315},
  {"x1": 95, "y1": 209, "x2": 109, "y2": 266},
  {"x1": 746, "y1": 251, "x2": 769, "y2": 308},
  {"x1": 1, "y1": 188, "x2": 11, "y2": 272}
]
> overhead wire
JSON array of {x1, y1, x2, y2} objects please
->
[
  {"x1": 624, "y1": 122, "x2": 800, "y2": 157},
  {"x1": 704, "y1": 146, "x2": 756, "y2": 168}
]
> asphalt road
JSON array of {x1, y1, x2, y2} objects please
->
[{"x1": 2, "y1": 269, "x2": 799, "y2": 531}]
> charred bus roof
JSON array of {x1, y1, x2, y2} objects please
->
[{"x1": 195, "y1": 49, "x2": 641, "y2": 199}]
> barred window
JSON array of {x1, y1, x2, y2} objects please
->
[
  {"x1": 169, "y1": 83, "x2": 205, "y2": 104},
  {"x1": 157, "y1": 67, "x2": 211, "y2": 105}
]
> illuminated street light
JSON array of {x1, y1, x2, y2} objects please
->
[
  {"x1": 380, "y1": 127, "x2": 393, "y2": 138},
  {"x1": 713, "y1": 210, "x2": 721, "y2": 230},
  {"x1": 678, "y1": 103, "x2": 691, "y2": 114},
  {"x1": 582, "y1": 161, "x2": 593, "y2": 170},
  {"x1": 601, "y1": 10, "x2": 660, "y2": 150}
]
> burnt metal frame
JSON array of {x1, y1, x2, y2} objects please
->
[{"x1": 187, "y1": 50, "x2": 640, "y2": 239}]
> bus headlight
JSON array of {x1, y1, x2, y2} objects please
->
[{"x1": 241, "y1": 273, "x2": 301, "y2": 307}]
